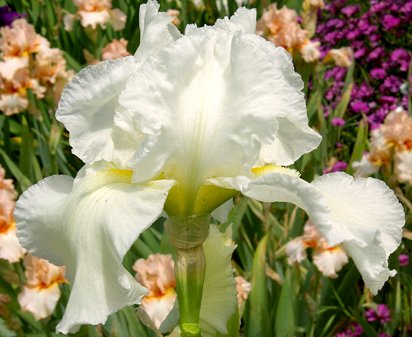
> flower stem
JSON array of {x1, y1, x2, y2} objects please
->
[
  {"x1": 176, "y1": 245, "x2": 205, "y2": 337},
  {"x1": 165, "y1": 215, "x2": 210, "y2": 337}
]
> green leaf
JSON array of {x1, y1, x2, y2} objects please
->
[
  {"x1": 245, "y1": 235, "x2": 269, "y2": 337},
  {"x1": 0, "y1": 148, "x2": 32, "y2": 191},
  {"x1": 274, "y1": 269, "x2": 296, "y2": 337},
  {"x1": 333, "y1": 83, "x2": 353, "y2": 119},
  {"x1": 347, "y1": 119, "x2": 368, "y2": 174}
]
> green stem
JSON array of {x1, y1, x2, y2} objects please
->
[
  {"x1": 176, "y1": 245, "x2": 206, "y2": 337},
  {"x1": 165, "y1": 215, "x2": 210, "y2": 337}
]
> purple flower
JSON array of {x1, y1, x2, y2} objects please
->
[
  {"x1": 379, "y1": 96, "x2": 397, "y2": 104},
  {"x1": 390, "y1": 49, "x2": 411, "y2": 72},
  {"x1": 323, "y1": 161, "x2": 348, "y2": 174},
  {"x1": 334, "y1": 323, "x2": 364, "y2": 337},
  {"x1": 382, "y1": 15, "x2": 401, "y2": 30},
  {"x1": 331, "y1": 117, "x2": 346, "y2": 127},
  {"x1": 399, "y1": 254, "x2": 409, "y2": 267},
  {"x1": 347, "y1": 29, "x2": 361, "y2": 40},
  {"x1": 336, "y1": 142, "x2": 343, "y2": 148},
  {"x1": 342, "y1": 5, "x2": 359, "y2": 17},
  {"x1": 350, "y1": 101, "x2": 370, "y2": 113},
  {"x1": 368, "y1": 47, "x2": 385, "y2": 61},
  {"x1": 354, "y1": 47, "x2": 366, "y2": 59},
  {"x1": 0, "y1": 6, "x2": 22, "y2": 26},
  {"x1": 365, "y1": 304, "x2": 391, "y2": 324},
  {"x1": 380, "y1": 76, "x2": 402, "y2": 93},
  {"x1": 352, "y1": 323, "x2": 364, "y2": 336},
  {"x1": 370, "y1": 2, "x2": 389, "y2": 13},
  {"x1": 401, "y1": 3, "x2": 412, "y2": 16},
  {"x1": 370, "y1": 68, "x2": 386, "y2": 80}
]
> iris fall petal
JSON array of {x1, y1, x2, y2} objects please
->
[
  {"x1": 15, "y1": 163, "x2": 174, "y2": 333},
  {"x1": 209, "y1": 171, "x2": 404, "y2": 294}
]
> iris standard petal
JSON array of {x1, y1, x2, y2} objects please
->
[
  {"x1": 15, "y1": 164, "x2": 174, "y2": 333},
  {"x1": 136, "y1": 0, "x2": 182, "y2": 60},
  {"x1": 209, "y1": 171, "x2": 405, "y2": 294},
  {"x1": 57, "y1": 0, "x2": 180, "y2": 167},
  {"x1": 56, "y1": 57, "x2": 138, "y2": 166},
  {"x1": 120, "y1": 15, "x2": 318, "y2": 190}
]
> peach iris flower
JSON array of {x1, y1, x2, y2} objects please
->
[
  {"x1": 102, "y1": 39, "x2": 131, "y2": 60},
  {"x1": 286, "y1": 221, "x2": 349, "y2": 278},
  {"x1": 133, "y1": 254, "x2": 176, "y2": 329},
  {"x1": 353, "y1": 108, "x2": 412, "y2": 183},
  {"x1": 64, "y1": 0, "x2": 126, "y2": 31},
  {"x1": 18, "y1": 255, "x2": 66, "y2": 320},
  {"x1": 0, "y1": 19, "x2": 72, "y2": 115},
  {"x1": 256, "y1": 4, "x2": 320, "y2": 63},
  {"x1": 0, "y1": 166, "x2": 25, "y2": 262}
]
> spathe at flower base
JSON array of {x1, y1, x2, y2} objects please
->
[{"x1": 14, "y1": 1, "x2": 405, "y2": 335}]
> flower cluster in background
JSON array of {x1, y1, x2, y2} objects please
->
[
  {"x1": 286, "y1": 221, "x2": 348, "y2": 278},
  {"x1": 0, "y1": 165, "x2": 25, "y2": 262},
  {"x1": 256, "y1": 3, "x2": 322, "y2": 63},
  {"x1": 133, "y1": 253, "x2": 252, "y2": 329},
  {"x1": 133, "y1": 254, "x2": 177, "y2": 329},
  {"x1": 0, "y1": 18, "x2": 72, "y2": 115},
  {"x1": 18, "y1": 255, "x2": 66, "y2": 320},
  {"x1": 353, "y1": 108, "x2": 412, "y2": 184},
  {"x1": 316, "y1": 0, "x2": 412, "y2": 128},
  {"x1": 63, "y1": 0, "x2": 126, "y2": 31}
]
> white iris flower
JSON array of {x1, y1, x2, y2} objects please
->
[{"x1": 14, "y1": 1, "x2": 404, "y2": 335}]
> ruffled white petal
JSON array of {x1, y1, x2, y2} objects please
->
[
  {"x1": 120, "y1": 21, "x2": 316, "y2": 187},
  {"x1": 135, "y1": 0, "x2": 181, "y2": 61},
  {"x1": 200, "y1": 226, "x2": 237, "y2": 336},
  {"x1": 56, "y1": 57, "x2": 138, "y2": 166},
  {"x1": 256, "y1": 41, "x2": 321, "y2": 165},
  {"x1": 57, "y1": 1, "x2": 181, "y2": 167},
  {"x1": 209, "y1": 172, "x2": 404, "y2": 294},
  {"x1": 15, "y1": 163, "x2": 174, "y2": 333},
  {"x1": 185, "y1": 7, "x2": 256, "y2": 35}
]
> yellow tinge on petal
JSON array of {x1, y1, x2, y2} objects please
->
[
  {"x1": 164, "y1": 183, "x2": 237, "y2": 217},
  {"x1": 252, "y1": 164, "x2": 301, "y2": 178}
]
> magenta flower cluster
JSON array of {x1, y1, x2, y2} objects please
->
[
  {"x1": 365, "y1": 304, "x2": 391, "y2": 324},
  {"x1": 334, "y1": 304, "x2": 392, "y2": 337},
  {"x1": 316, "y1": 0, "x2": 412, "y2": 129},
  {"x1": 335, "y1": 323, "x2": 363, "y2": 337}
]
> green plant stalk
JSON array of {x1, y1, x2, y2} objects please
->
[
  {"x1": 175, "y1": 245, "x2": 206, "y2": 337},
  {"x1": 165, "y1": 215, "x2": 210, "y2": 337}
]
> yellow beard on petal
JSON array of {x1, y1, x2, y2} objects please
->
[{"x1": 252, "y1": 164, "x2": 301, "y2": 178}]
